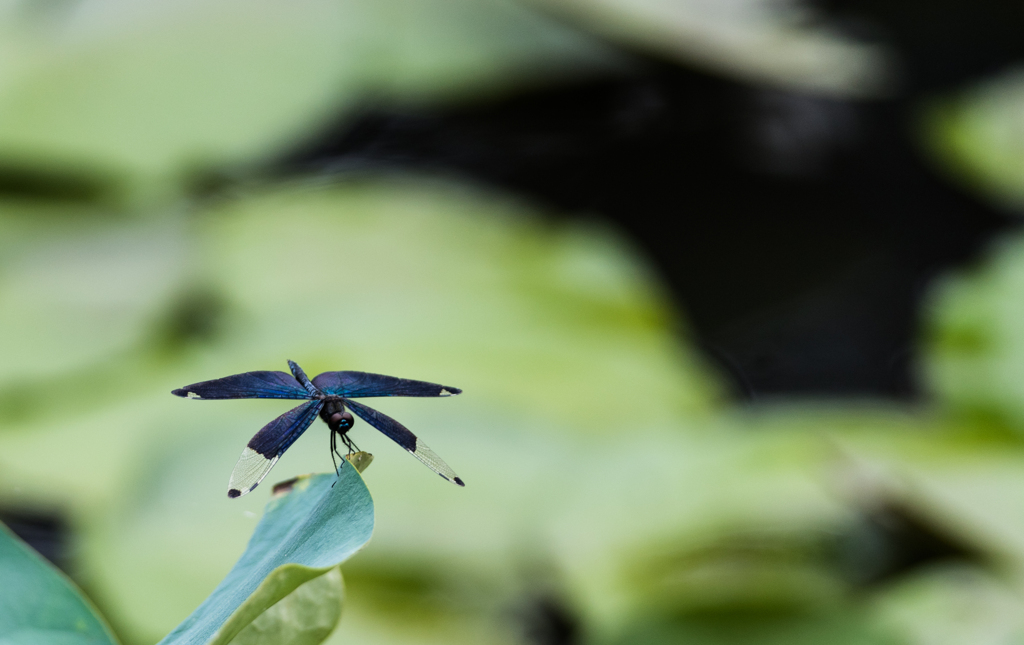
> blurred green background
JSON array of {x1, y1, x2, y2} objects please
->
[{"x1": 4, "y1": 0, "x2": 1024, "y2": 644}]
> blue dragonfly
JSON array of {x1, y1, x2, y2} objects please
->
[{"x1": 173, "y1": 360, "x2": 464, "y2": 498}]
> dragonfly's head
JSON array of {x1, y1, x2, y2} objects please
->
[{"x1": 327, "y1": 409, "x2": 354, "y2": 434}]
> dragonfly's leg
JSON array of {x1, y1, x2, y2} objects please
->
[
  {"x1": 330, "y1": 430, "x2": 343, "y2": 475},
  {"x1": 340, "y1": 433, "x2": 361, "y2": 456}
]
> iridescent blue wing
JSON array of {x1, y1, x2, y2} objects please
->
[
  {"x1": 312, "y1": 371, "x2": 461, "y2": 398},
  {"x1": 172, "y1": 371, "x2": 310, "y2": 400},
  {"x1": 227, "y1": 399, "x2": 324, "y2": 498},
  {"x1": 344, "y1": 398, "x2": 464, "y2": 486}
]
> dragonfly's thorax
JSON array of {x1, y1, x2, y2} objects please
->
[{"x1": 320, "y1": 397, "x2": 354, "y2": 434}]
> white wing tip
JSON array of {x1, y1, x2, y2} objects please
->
[{"x1": 227, "y1": 448, "x2": 277, "y2": 499}]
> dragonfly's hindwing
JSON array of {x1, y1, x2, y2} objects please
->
[
  {"x1": 345, "y1": 398, "x2": 464, "y2": 486},
  {"x1": 227, "y1": 399, "x2": 324, "y2": 498}
]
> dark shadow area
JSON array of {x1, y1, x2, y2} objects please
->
[
  {"x1": 517, "y1": 594, "x2": 581, "y2": 645},
  {"x1": 839, "y1": 500, "x2": 987, "y2": 588},
  {"x1": 0, "y1": 507, "x2": 71, "y2": 573},
  {"x1": 0, "y1": 163, "x2": 115, "y2": 203},
  {"x1": 818, "y1": 0, "x2": 1024, "y2": 94}
]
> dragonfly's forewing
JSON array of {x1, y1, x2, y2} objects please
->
[
  {"x1": 312, "y1": 371, "x2": 461, "y2": 398},
  {"x1": 173, "y1": 371, "x2": 310, "y2": 400}
]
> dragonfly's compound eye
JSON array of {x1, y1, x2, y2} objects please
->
[
  {"x1": 338, "y1": 411, "x2": 354, "y2": 430},
  {"x1": 329, "y1": 411, "x2": 354, "y2": 432}
]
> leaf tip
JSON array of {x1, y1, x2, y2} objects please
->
[{"x1": 344, "y1": 451, "x2": 374, "y2": 474}]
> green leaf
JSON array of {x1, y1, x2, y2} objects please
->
[
  {"x1": 0, "y1": 521, "x2": 118, "y2": 645},
  {"x1": 922, "y1": 233, "x2": 1024, "y2": 429},
  {"x1": 158, "y1": 463, "x2": 374, "y2": 645},
  {"x1": 229, "y1": 567, "x2": 344, "y2": 645},
  {"x1": 921, "y1": 72, "x2": 1024, "y2": 210}
]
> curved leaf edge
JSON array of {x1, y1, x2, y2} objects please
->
[
  {"x1": 228, "y1": 566, "x2": 344, "y2": 645},
  {"x1": 0, "y1": 521, "x2": 121, "y2": 645},
  {"x1": 211, "y1": 562, "x2": 336, "y2": 645}
]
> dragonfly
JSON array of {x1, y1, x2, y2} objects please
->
[{"x1": 172, "y1": 360, "x2": 464, "y2": 498}]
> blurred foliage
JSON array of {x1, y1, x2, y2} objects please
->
[
  {"x1": 0, "y1": 0, "x2": 618, "y2": 205},
  {"x1": 0, "y1": 177, "x2": 720, "y2": 644},
  {"x1": 924, "y1": 68, "x2": 1024, "y2": 210},
  {"x1": 2, "y1": 1, "x2": 1024, "y2": 645},
  {"x1": 0, "y1": 521, "x2": 118, "y2": 645},
  {"x1": 6, "y1": 175, "x2": 1024, "y2": 645},
  {"x1": 528, "y1": 0, "x2": 893, "y2": 97},
  {"x1": 924, "y1": 233, "x2": 1024, "y2": 428}
]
